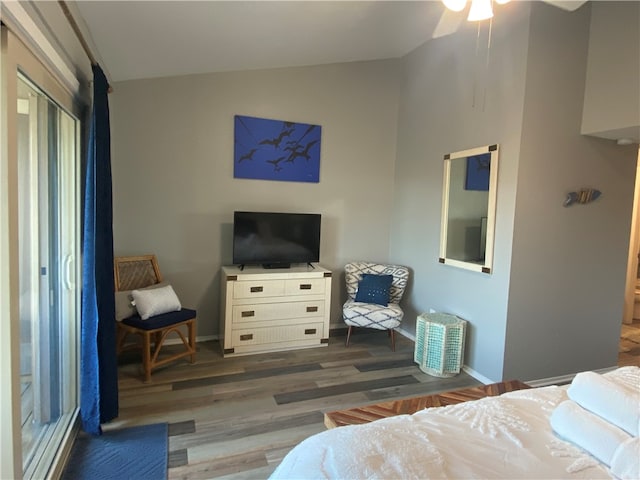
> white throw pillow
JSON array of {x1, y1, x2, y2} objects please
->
[
  {"x1": 115, "y1": 281, "x2": 168, "y2": 321},
  {"x1": 131, "y1": 284, "x2": 182, "y2": 320}
]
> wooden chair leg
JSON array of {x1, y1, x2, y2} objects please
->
[
  {"x1": 142, "y1": 331, "x2": 152, "y2": 383},
  {"x1": 154, "y1": 331, "x2": 162, "y2": 349},
  {"x1": 188, "y1": 320, "x2": 196, "y2": 363},
  {"x1": 116, "y1": 325, "x2": 127, "y2": 355},
  {"x1": 389, "y1": 329, "x2": 396, "y2": 352},
  {"x1": 345, "y1": 326, "x2": 353, "y2": 347}
]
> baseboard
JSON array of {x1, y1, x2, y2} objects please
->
[
  {"x1": 525, "y1": 365, "x2": 620, "y2": 388},
  {"x1": 395, "y1": 326, "x2": 415, "y2": 342},
  {"x1": 395, "y1": 328, "x2": 496, "y2": 385},
  {"x1": 163, "y1": 334, "x2": 217, "y2": 346},
  {"x1": 461, "y1": 365, "x2": 495, "y2": 385},
  {"x1": 142, "y1": 328, "x2": 622, "y2": 389},
  {"x1": 274, "y1": 326, "x2": 623, "y2": 388},
  {"x1": 328, "y1": 325, "x2": 416, "y2": 339}
]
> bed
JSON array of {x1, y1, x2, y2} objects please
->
[{"x1": 270, "y1": 366, "x2": 639, "y2": 480}]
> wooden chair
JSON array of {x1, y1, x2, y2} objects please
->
[{"x1": 114, "y1": 254, "x2": 196, "y2": 382}]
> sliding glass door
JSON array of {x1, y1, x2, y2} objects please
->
[{"x1": 17, "y1": 73, "x2": 80, "y2": 479}]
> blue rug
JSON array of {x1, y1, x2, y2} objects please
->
[{"x1": 62, "y1": 423, "x2": 168, "y2": 480}]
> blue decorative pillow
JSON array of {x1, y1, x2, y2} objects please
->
[{"x1": 355, "y1": 274, "x2": 393, "y2": 306}]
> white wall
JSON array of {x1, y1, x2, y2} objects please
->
[{"x1": 110, "y1": 60, "x2": 401, "y2": 337}]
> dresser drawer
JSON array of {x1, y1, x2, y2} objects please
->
[
  {"x1": 231, "y1": 322, "x2": 325, "y2": 347},
  {"x1": 221, "y1": 265, "x2": 332, "y2": 357},
  {"x1": 284, "y1": 278, "x2": 326, "y2": 296},
  {"x1": 233, "y1": 279, "x2": 285, "y2": 299},
  {"x1": 232, "y1": 301, "x2": 324, "y2": 324}
]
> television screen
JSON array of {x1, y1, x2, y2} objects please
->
[{"x1": 232, "y1": 211, "x2": 321, "y2": 268}]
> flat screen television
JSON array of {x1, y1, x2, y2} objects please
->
[{"x1": 232, "y1": 211, "x2": 321, "y2": 268}]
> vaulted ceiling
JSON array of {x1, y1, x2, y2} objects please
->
[{"x1": 74, "y1": 1, "x2": 446, "y2": 82}]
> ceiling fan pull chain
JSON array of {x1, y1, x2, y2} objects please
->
[
  {"x1": 472, "y1": 21, "x2": 482, "y2": 109},
  {"x1": 482, "y1": 16, "x2": 493, "y2": 112}
]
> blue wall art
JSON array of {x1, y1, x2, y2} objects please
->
[
  {"x1": 234, "y1": 115, "x2": 322, "y2": 183},
  {"x1": 465, "y1": 153, "x2": 491, "y2": 191}
]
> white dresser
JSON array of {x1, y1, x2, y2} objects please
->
[{"x1": 220, "y1": 264, "x2": 332, "y2": 357}]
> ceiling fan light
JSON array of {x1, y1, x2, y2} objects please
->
[
  {"x1": 442, "y1": 0, "x2": 467, "y2": 13},
  {"x1": 467, "y1": 0, "x2": 494, "y2": 21}
]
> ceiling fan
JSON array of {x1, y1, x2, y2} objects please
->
[{"x1": 432, "y1": 0, "x2": 589, "y2": 38}]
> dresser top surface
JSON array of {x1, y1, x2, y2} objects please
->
[{"x1": 223, "y1": 264, "x2": 331, "y2": 280}]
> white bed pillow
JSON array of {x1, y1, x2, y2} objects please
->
[
  {"x1": 131, "y1": 284, "x2": 182, "y2": 320},
  {"x1": 115, "y1": 281, "x2": 168, "y2": 321}
]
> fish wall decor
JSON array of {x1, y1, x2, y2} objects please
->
[{"x1": 563, "y1": 188, "x2": 601, "y2": 207}]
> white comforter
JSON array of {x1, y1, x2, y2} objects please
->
[{"x1": 271, "y1": 366, "x2": 640, "y2": 480}]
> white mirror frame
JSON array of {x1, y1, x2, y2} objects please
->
[{"x1": 439, "y1": 144, "x2": 499, "y2": 274}]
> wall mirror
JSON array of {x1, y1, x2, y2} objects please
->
[{"x1": 439, "y1": 144, "x2": 499, "y2": 274}]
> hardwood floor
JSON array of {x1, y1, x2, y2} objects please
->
[
  {"x1": 619, "y1": 318, "x2": 640, "y2": 367},
  {"x1": 109, "y1": 325, "x2": 640, "y2": 480},
  {"x1": 111, "y1": 332, "x2": 481, "y2": 479}
]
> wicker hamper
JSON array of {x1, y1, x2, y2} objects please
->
[{"x1": 414, "y1": 313, "x2": 467, "y2": 378}]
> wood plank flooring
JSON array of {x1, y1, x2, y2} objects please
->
[
  {"x1": 619, "y1": 319, "x2": 640, "y2": 367},
  {"x1": 110, "y1": 327, "x2": 640, "y2": 480},
  {"x1": 111, "y1": 332, "x2": 481, "y2": 479}
]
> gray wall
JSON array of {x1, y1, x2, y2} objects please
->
[
  {"x1": 391, "y1": 2, "x2": 637, "y2": 382},
  {"x1": 391, "y1": 2, "x2": 531, "y2": 381},
  {"x1": 503, "y1": 3, "x2": 637, "y2": 380},
  {"x1": 110, "y1": 60, "x2": 401, "y2": 337},
  {"x1": 110, "y1": 2, "x2": 638, "y2": 382},
  {"x1": 581, "y1": 1, "x2": 640, "y2": 142}
]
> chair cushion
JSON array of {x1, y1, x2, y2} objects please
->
[
  {"x1": 132, "y1": 284, "x2": 181, "y2": 320},
  {"x1": 355, "y1": 274, "x2": 393, "y2": 306},
  {"x1": 345, "y1": 263, "x2": 409, "y2": 304},
  {"x1": 115, "y1": 281, "x2": 168, "y2": 321},
  {"x1": 343, "y1": 300, "x2": 403, "y2": 330},
  {"x1": 122, "y1": 308, "x2": 197, "y2": 330}
]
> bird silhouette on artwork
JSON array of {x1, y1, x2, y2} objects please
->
[
  {"x1": 259, "y1": 129, "x2": 294, "y2": 149},
  {"x1": 298, "y1": 124, "x2": 317, "y2": 142},
  {"x1": 286, "y1": 140, "x2": 318, "y2": 162},
  {"x1": 238, "y1": 148, "x2": 258, "y2": 162},
  {"x1": 266, "y1": 156, "x2": 286, "y2": 170}
]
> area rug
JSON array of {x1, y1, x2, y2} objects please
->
[{"x1": 62, "y1": 423, "x2": 168, "y2": 480}]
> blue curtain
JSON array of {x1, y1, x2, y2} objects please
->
[{"x1": 80, "y1": 64, "x2": 118, "y2": 435}]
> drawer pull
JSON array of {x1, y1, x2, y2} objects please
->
[
  {"x1": 304, "y1": 328, "x2": 317, "y2": 335},
  {"x1": 240, "y1": 334, "x2": 253, "y2": 341},
  {"x1": 241, "y1": 310, "x2": 255, "y2": 317},
  {"x1": 250, "y1": 286, "x2": 263, "y2": 293},
  {"x1": 306, "y1": 306, "x2": 318, "y2": 313},
  {"x1": 299, "y1": 284, "x2": 312, "y2": 290}
]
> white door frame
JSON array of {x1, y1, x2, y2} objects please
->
[{"x1": 623, "y1": 148, "x2": 640, "y2": 325}]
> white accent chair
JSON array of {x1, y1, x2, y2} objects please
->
[{"x1": 343, "y1": 262, "x2": 409, "y2": 351}]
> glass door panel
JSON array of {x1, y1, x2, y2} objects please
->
[{"x1": 17, "y1": 74, "x2": 79, "y2": 478}]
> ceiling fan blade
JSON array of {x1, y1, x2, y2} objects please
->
[
  {"x1": 432, "y1": 8, "x2": 465, "y2": 39},
  {"x1": 542, "y1": 0, "x2": 588, "y2": 12}
]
